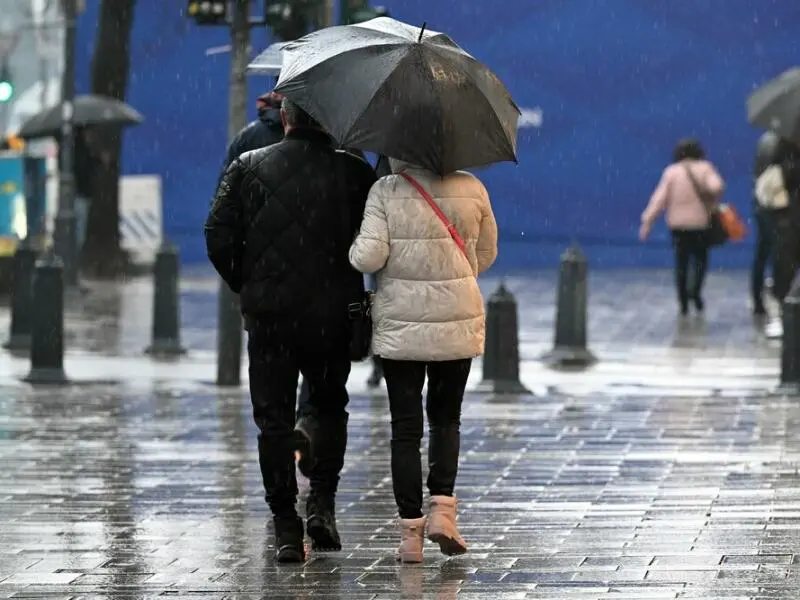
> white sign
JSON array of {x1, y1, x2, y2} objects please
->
[
  {"x1": 518, "y1": 107, "x2": 543, "y2": 129},
  {"x1": 119, "y1": 174, "x2": 162, "y2": 267}
]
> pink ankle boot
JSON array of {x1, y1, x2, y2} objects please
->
[
  {"x1": 396, "y1": 517, "x2": 426, "y2": 563},
  {"x1": 427, "y1": 496, "x2": 467, "y2": 556}
]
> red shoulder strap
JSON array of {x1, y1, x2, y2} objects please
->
[{"x1": 399, "y1": 172, "x2": 467, "y2": 258}]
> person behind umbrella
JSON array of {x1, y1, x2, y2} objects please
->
[
  {"x1": 640, "y1": 138, "x2": 725, "y2": 316},
  {"x1": 204, "y1": 98, "x2": 376, "y2": 563},
  {"x1": 348, "y1": 157, "x2": 498, "y2": 563},
  {"x1": 765, "y1": 136, "x2": 800, "y2": 313},
  {"x1": 751, "y1": 131, "x2": 780, "y2": 316},
  {"x1": 222, "y1": 91, "x2": 284, "y2": 171},
  {"x1": 361, "y1": 153, "x2": 392, "y2": 390}
]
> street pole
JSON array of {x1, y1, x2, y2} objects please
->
[
  {"x1": 324, "y1": 0, "x2": 334, "y2": 27},
  {"x1": 53, "y1": 0, "x2": 78, "y2": 287},
  {"x1": 216, "y1": 0, "x2": 249, "y2": 387}
]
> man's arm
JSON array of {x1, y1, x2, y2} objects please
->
[{"x1": 205, "y1": 160, "x2": 246, "y2": 293}]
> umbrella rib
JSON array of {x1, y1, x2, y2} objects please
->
[
  {"x1": 425, "y1": 44, "x2": 519, "y2": 114},
  {"x1": 427, "y1": 50, "x2": 520, "y2": 160}
]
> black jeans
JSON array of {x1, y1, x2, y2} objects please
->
[
  {"x1": 751, "y1": 208, "x2": 774, "y2": 310},
  {"x1": 297, "y1": 378, "x2": 311, "y2": 419},
  {"x1": 247, "y1": 318, "x2": 350, "y2": 518},
  {"x1": 670, "y1": 229, "x2": 709, "y2": 310},
  {"x1": 382, "y1": 358, "x2": 472, "y2": 519},
  {"x1": 771, "y1": 210, "x2": 800, "y2": 304}
]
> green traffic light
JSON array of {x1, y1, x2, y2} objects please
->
[{"x1": 0, "y1": 81, "x2": 13, "y2": 103}]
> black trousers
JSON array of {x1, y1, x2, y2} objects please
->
[
  {"x1": 751, "y1": 208, "x2": 774, "y2": 310},
  {"x1": 771, "y1": 210, "x2": 800, "y2": 304},
  {"x1": 297, "y1": 378, "x2": 311, "y2": 419},
  {"x1": 247, "y1": 318, "x2": 350, "y2": 518},
  {"x1": 670, "y1": 229, "x2": 709, "y2": 309},
  {"x1": 382, "y1": 358, "x2": 472, "y2": 519}
]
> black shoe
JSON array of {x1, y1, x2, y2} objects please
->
[
  {"x1": 366, "y1": 356, "x2": 383, "y2": 389},
  {"x1": 679, "y1": 301, "x2": 689, "y2": 316},
  {"x1": 753, "y1": 303, "x2": 767, "y2": 317},
  {"x1": 293, "y1": 417, "x2": 316, "y2": 479},
  {"x1": 306, "y1": 496, "x2": 342, "y2": 552},
  {"x1": 273, "y1": 515, "x2": 305, "y2": 563},
  {"x1": 366, "y1": 370, "x2": 382, "y2": 389},
  {"x1": 692, "y1": 295, "x2": 704, "y2": 312}
]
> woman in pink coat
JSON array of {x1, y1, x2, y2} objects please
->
[{"x1": 640, "y1": 139, "x2": 725, "y2": 315}]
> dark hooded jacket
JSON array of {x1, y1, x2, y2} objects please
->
[
  {"x1": 223, "y1": 106, "x2": 284, "y2": 171},
  {"x1": 205, "y1": 128, "x2": 377, "y2": 325}
]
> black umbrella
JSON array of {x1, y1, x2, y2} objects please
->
[
  {"x1": 275, "y1": 17, "x2": 520, "y2": 174},
  {"x1": 17, "y1": 94, "x2": 144, "y2": 140},
  {"x1": 747, "y1": 67, "x2": 800, "y2": 142}
]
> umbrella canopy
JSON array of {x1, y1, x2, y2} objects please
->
[
  {"x1": 747, "y1": 68, "x2": 800, "y2": 142},
  {"x1": 275, "y1": 17, "x2": 520, "y2": 174},
  {"x1": 17, "y1": 94, "x2": 144, "y2": 140}
]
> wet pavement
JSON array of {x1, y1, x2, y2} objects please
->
[
  {"x1": 3, "y1": 383, "x2": 800, "y2": 599},
  {"x1": 0, "y1": 269, "x2": 796, "y2": 599}
]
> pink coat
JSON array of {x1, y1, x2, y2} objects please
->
[{"x1": 641, "y1": 159, "x2": 725, "y2": 231}]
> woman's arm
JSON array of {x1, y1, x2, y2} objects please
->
[
  {"x1": 476, "y1": 185, "x2": 498, "y2": 274},
  {"x1": 640, "y1": 169, "x2": 671, "y2": 240},
  {"x1": 349, "y1": 184, "x2": 390, "y2": 274}
]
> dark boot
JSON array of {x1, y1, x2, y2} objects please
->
[
  {"x1": 366, "y1": 355, "x2": 383, "y2": 389},
  {"x1": 293, "y1": 415, "x2": 317, "y2": 479},
  {"x1": 273, "y1": 515, "x2": 305, "y2": 563},
  {"x1": 306, "y1": 494, "x2": 341, "y2": 551}
]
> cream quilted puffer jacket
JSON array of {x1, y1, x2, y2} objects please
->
[{"x1": 348, "y1": 161, "x2": 498, "y2": 361}]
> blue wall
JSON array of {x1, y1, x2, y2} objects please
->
[{"x1": 75, "y1": 0, "x2": 800, "y2": 269}]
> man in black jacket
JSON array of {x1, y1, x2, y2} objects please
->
[
  {"x1": 205, "y1": 99, "x2": 376, "y2": 563},
  {"x1": 222, "y1": 91, "x2": 284, "y2": 170}
]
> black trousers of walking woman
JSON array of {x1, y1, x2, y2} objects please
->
[
  {"x1": 670, "y1": 229, "x2": 709, "y2": 312},
  {"x1": 381, "y1": 358, "x2": 472, "y2": 520}
]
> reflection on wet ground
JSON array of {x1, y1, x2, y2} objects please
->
[{"x1": 2, "y1": 382, "x2": 800, "y2": 599}]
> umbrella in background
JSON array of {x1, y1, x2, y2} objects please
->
[
  {"x1": 248, "y1": 41, "x2": 291, "y2": 76},
  {"x1": 17, "y1": 94, "x2": 144, "y2": 140},
  {"x1": 275, "y1": 17, "x2": 520, "y2": 174},
  {"x1": 748, "y1": 67, "x2": 800, "y2": 142}
]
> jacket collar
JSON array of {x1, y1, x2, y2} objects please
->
[
  {"x1": 285, "y1": 127, "x2": 334, "y2": 145},
  {"x1": 389, "y1": 158, "x2": 425, "y2": 174}
]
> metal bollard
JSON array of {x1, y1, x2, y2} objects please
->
[
  {"x1": 475, "y1": 281, "x2": 530, "y2": 395},
  {"x1": 24, "y1": 251, "x2": 67, "y2": 384},
  {"x1": 542, "y1": 244, "x2": 596, "y2": 368},
  {"x1": 4, "y1": 238, "x2": 37, "y2": 351},
  {"x1": 778, "y1": 278, "x2": 800, "y2": 394},
  {"x1": 216, "y1": 282, "x2": 242, "y2": 386},
  {"x1": 145, "y1": 242, "x2": 187, "y2": 357}
]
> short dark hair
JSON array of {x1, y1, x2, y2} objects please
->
[
  {"x1": 673, "y1": 138, "x2": 705, "y2": 162},
  {"x1": 281, "y1": 98, "x2": 321, "y2": 130}
]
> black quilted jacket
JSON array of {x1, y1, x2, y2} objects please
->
[{"x1": 204, "y1": 128, "x2": 376, "y2": 321}]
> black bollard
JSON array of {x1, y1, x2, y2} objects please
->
[
  {"x1": 475, "y1": 281, "x2": 530, "y2": 395},
  {"x1": 4, "y1": 238, "x2": 37, "y2": 351},
  {"x1": 542, "y1": 244, "x2": 597, "y2": 368},
  {"x1": 145, "y1": 242, "x2": 186, "y2": 357},
  {"x1": 778, "y1": 278, "x2": 800, "y2": 394},
  {"x1": 24, "y1": 251, "x2": 67, "y2": 384}
]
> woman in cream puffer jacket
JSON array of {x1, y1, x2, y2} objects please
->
[{"x1": 348, "y1": 158, "x2": 498, "y2": 564}]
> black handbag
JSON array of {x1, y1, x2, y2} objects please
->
[
  {"x1": 347, "y1": 290, "x2": 373, "y2": 362},
  {"x1": 336, "y1": 150, "x2": 373, "y2": 362},
  {"x1": 683, "y1": 163, "x2": 728, "y2": 247}
]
